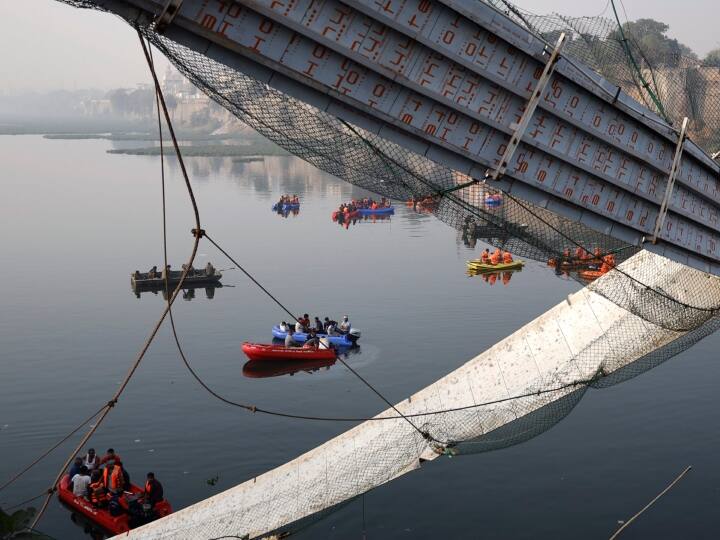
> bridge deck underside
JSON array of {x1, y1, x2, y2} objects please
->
[{"x1": 100, "y1": 0, "x2": 720, "y2": 271}]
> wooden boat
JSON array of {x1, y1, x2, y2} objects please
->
[
  {"x1": 242, "y1": 342, "x2": 337, "y2": 361},
  {"x1": 466, "y1": 260, "x2": 524, "y2": 273},
  {"x1": 57, "y1": 474, "x2": 172, "y2": 535},
  {"x1": 131, "y1": 265, "x2": 222, "y2": 290}
]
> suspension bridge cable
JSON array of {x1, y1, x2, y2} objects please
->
[
  {"x1": 28, "y1": 31, "x2": 204, "y2": 531},
  {"x1": 0, "y1": 404, "x2": 106, "y2": 493},
  {"x1": 200, "y1": 232, "x2": 432, "y2": 442},
  {"x1": 609, "y1": 465, "x2": 692, "y2": 539}
]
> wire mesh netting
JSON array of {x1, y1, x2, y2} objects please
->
[
  {"x1": 52, "y1": 1, "x2": 720, "y2": 537},
  {"x1": 485, "y1": 0, "x2": 720, "y2": 151},
  {"x1": 56, "y1": 0, "x2": 720, "y2": 446}
]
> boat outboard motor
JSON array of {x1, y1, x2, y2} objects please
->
[{"x1": 348, "y1": 329, "x2": 361, "y2": 343}]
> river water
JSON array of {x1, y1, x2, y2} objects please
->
[{"x1": 1, "y1": 135, "x2": 719, "y2": 539}]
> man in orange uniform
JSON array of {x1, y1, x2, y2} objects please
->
[
  {"x1": 144, "y1": 472, "x2": 164, "y2": 508},
  {"x1": 480, "y1": 248, "x2": 490, "y2": 263},
  {"x1": 489, "y1": 248, "x2": 502, "y2": 265},
  {"x1": 502, "y1": 251, "x2": 513, "y2": 264},
  {"x1": 103, "y1": 460, "x2": 124, "y2": 496}
]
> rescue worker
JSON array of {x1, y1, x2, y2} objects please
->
[
  {"x1": 103, "y1": 460, "x2": 124, "y2": 496},
  {"x1": 89, "y1": 469, "x2": 107, "y2": 506},
  {"x1": 502, "y1": 251, "x2": 513, "y2": 264},
  {"x1": 144, "y1": 472, "x2": 164, "y2": 508},
  {"x1": 101, "y1": 448, "x2": 122, "y2": 465},
  {"x1": 480, "y1": 248, "x2": 490, "y2": 264},
  {"x1": 574, "y1": 247, "x2": 586, "y2": 260},
  {"x1": 489, "y1": 248, "x2": 502, "y2": 265}
]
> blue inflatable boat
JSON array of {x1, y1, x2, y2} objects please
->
[
  {"x1": 272, "y1": 325, "x2": 359, "y2": 346},
  {"x1": 272, "y1": 203, "x2": 300, "y2": 212},
  {"x1": 357, "y1": 206, "x2": 394, "y2": 216}
]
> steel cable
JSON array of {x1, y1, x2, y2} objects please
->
[{"x1": 28, "y1": 31, "x2": 204, "y2": 530}]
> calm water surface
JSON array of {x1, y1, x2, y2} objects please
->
[{"x1": 1, "y1": 135, "x2": 719, "y2": 539}]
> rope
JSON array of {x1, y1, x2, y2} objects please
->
[
  {"x1": 609, "y1": 0, "x2": 669, "y2": 121},
  {"x1": 3, "y1": 491, "x2": 51, "y2": 512},
  {"x1": 28, "y1": 30, "x2": 204, "y2": 531},
  {"x1": 0, "y1": 404, "x2": 106, "y2": 493},
  {"x1": 609, "y1": 465, "x2": 692, "y2": 539},
  {"x1": 201, "y1": 233, "x2": 432, "y2": 442}
]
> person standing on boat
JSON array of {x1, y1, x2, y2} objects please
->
[
  {"x1": 101, "y1": 448, "x2": 122, "y2": 465},
  {"x1": 144, "y1": 472, "x2": 164, "y2": 508},
  {"x1": 339, "y1": 316, "x2": 351, "y2": 334},
  {"x1": 83, "y1": 448, "x2": 100, "y2": 471}
]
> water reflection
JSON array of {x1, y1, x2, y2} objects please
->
[
  {"x1": 466, "y1": 270, "x2": 520, "y2": 286},
  {"x1": 132, "y1": 283, "x2": 223, "y2": 301},
  {"x1": 242, "y1": 358, "x2": 336, "y2": 378},
  {"x1": 242, "y1": 345, "x2": 361, "y2": 378}
]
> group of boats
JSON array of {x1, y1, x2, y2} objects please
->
[
  {"x1": 548, "y1": 249, "x2": 616, "y2": 282},
  {"x1": 242, "y1": 324, "x2": 361, "y2": 363},
  {"x1": 332, "y1": 199, "x2": 394, "y2": 224}
]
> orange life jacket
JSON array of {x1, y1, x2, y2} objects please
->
[
  {"x1": 502, "y1": 252, "x2": 513, "y2": 263},
  {"x1": 103, "y1": 466, "x2": 123, "y2": 492},
  {"x1": 480, "y1": 251, "x2": 490, "y2": 263},
  {"x1": 89, "y1": 481, "x2": 106, "y2": 504}
]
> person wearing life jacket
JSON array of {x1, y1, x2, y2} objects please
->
[
  {"x1": 575, "y1": 247, "x2": 586, "y2": 260},
  {"x1": 489, "y1": 248, "x2": 502, "y2": 265},
  {"x1": 502, "y1": 251, "x2": 513, "y2": 264},
  {"x1": 144, "y1": 472, "x2": 164, "y2": 508},
  {"x1": 89, "y1": 469, "x2": 107, "y2": 506},
  {"x1": 480, "y1": 248, "x2": 490, "y2": 264},
  {"x1": 103, "y1": 460, "x2": 124, "y2": 496}
]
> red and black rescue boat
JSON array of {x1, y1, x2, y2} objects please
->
[
  {"x1": 57, "y1": 474, "x2": 172, "y2": 535},
  {"x1": 241, "y1": 342, "x2": 336, "y2": 362}
]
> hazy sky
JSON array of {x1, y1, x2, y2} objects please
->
[{"x1": 0, "y1": 0, "x2": 717, "y2": 92}]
